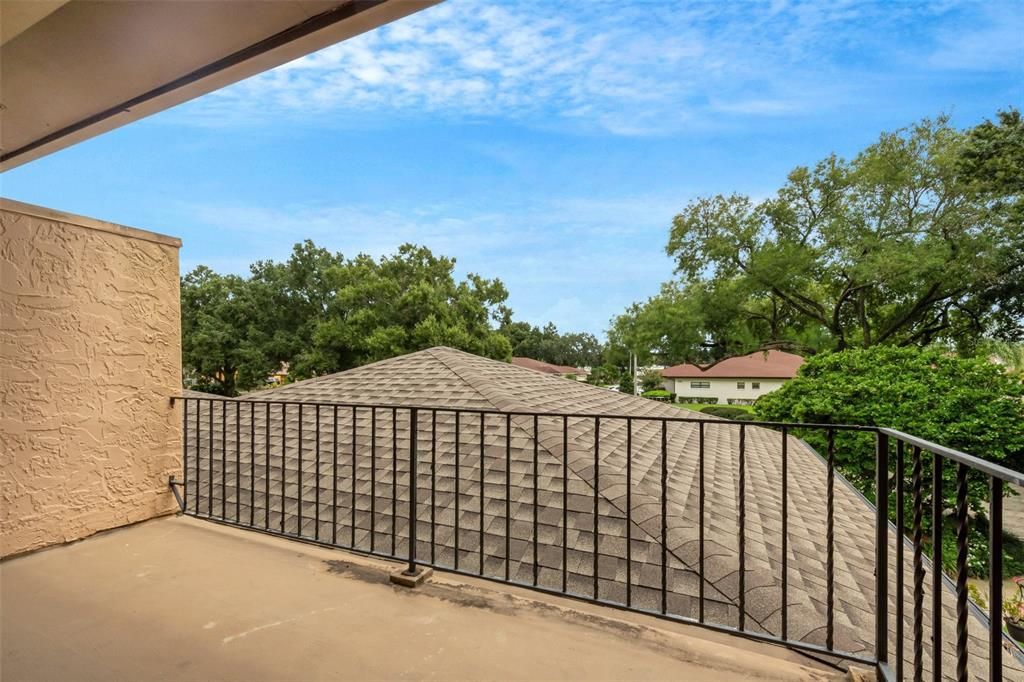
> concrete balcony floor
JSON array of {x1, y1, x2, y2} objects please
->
[{"x1": 1, "y1": 516, "x2": 847, "y2": 681}]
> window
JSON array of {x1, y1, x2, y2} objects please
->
[
  {"x1": 752, "y1": 382, "x2": 760, "y2": 389},
  {"x1": 690, "y1": 380, "x2": 710, "y2": 389},
  {"x1": 737, "y1": 381, "x2": 745, "y2": 389}
]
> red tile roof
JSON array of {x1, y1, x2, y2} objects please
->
[
  {"x1": 662, "y1": 350, "x2": 805, "y2": 379},
  {"x1": 512, "y1": 357, "x2": 586, "y2": 376}
]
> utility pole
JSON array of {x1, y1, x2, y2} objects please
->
[{"x1": 626, "y1": 350, "x2": 634, "y2": 393}]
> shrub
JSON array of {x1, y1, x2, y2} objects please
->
[
  {"x1": 756, "y1": 346, "x2": 1024, "y2": 576},
  {"x1": 679, "y1": 396, "x2": 718, "y2": 404},
  {"x1": 701, "y1": 405, "x2": 753, "y2": 420},
  {"x1": 640, "y1": 368, "x2": 663, "y2": 393},
  {"x1": 642, "y1": 389, "x2": 671, "y2": 401}
]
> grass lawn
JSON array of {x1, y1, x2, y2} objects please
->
[{"x1": 671, "y1": 402, "x2": 756, "y2": 414}]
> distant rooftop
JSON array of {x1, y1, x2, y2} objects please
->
[
  {"x1": 512, "y1": 356, "x2": 587, "y2": 376},
  {"x1": 662, "y1": 350, "x2": 805, "y2": 379}
]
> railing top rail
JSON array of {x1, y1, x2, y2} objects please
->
[
  {"x1": 169, "y1": 394, "x2": 875, "y2": 432},
  {"x1": 878, "y1": 427, "x2": 1024, "y2": 485}
]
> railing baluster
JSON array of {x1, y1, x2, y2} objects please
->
[
  {"x1": 432, "y1": 409, "x2": 437, "y2": 565},
  {"x1": 593, "y1": 417, "x2": 600, "y2": 599},
  {"x1": 235, "y1": 401, "x2": 241, "y2": 521},
  {"x1": 661, "y1": 418, "x2": 668, "y2": 615},
  {"x1": 699, "y1": 420, "x2": 705, "y2": 623},
  {"x1": 406, "y1": 408, "x2": 419, "y2": 574},
  {"x1": 480, "y1": 413, "x2": 485, "y2": 575},
  {"x1": 351, "y1": 406, "x2": 357, "y2": 548},
  {"x1": 183, "y1": 399, "x2": 189, "y2": 513},
  {"x1": 195, "y1": 399, "x2": 201, "y2": 515},
  {"x1": 781, "y1": 425, "x2": 788, "y2": 639},
  {"x1": 392, "y1": 406, "x2": 398, "y2": 556},
  {"x1": 249, "y1": 403, "x2": 255, "y2": 527},
  {"x1": 739, "y1": 422, "x2": 746, "y2": 629},
  {"x1": 315, "y1": 404, "x2": 320, "y2": 541},
  {"x1": 281, "y1": 403, "x2": 286, "y2": 534},
  {"x1": 954, "y1": 463, "x2": 968, "y2": 682},
  {"x1": 221, "y1": 400, "x2": 226, "y2": 519},
  {"x1": 932, "y1": 454, "x2": 942, "y2": 680},
  {"x1": 533, "y1": 413, "x2": 539, "y2": 587},
  {"x1": 455, "y1": 410, "x2": 460, "y2": 570},
  {"x1": 264, "y1": 402, "x2": 270, "y2": 530},
  {"x1": 875, "y1": 431, "x2": 890, "y2": 678},
  {"x1": 896, "y1": 440, "x2": 905, "y2": 681},
  {"x1": 627, "y1": 417, "x2": 633, "y2": 609},
  {"x1": 208, "y1": 399, "x2": 213, "y2": 517},
  {"x1": 562, "y1": 415, "x2": 569, "y2": 594},
  {"x1": 298, "y1": 403, "x2": 303, "y2": 536},
  {"x1": 913, "y1": 445, "x2": 924, "y2": 682},
  {"x1": 332, "y1": 405, "x2": 338, "y2": 545},
  {"x1": 371, "y1": 407, "x2": 376, "y2": 552},
  {"x1": 989, "y1": 476, "x2": 1003, "y2": 682},
  {"x1": 826, "y1": 428, "x2": 835, "y2": 650},
  {"x1": 505, "y1": 413, "x2": 511, "y2": 582}
]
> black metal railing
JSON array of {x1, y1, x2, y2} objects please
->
[{"x1": 169, "y1": 396, "x2": 1023, "y2": 681}]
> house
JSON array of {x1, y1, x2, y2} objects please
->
[
  {"x1": 512, "y1": 356, "x2": 589, "y2": 381},
  {"x1": 662, "y1": 350, "x2": 805, "y2": 405},
  {"x1": 175, "y1": 346, "x2": 1013, "y2": 679}
]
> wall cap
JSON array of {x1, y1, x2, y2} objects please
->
[{"x1": 1, "y1": 197, "x2": 182, "y2": 248}]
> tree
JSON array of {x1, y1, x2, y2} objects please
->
[
  {"x1": 180, "y1": 267, "x2": 275, "y2": 395},
  {"x1": 294, "y1": 244, "x2": 512, "y2": 376},
  {"x1": 756, "y1": 346, "x2": 1024, "y2": 575},
  {"x1": 639, "y1": 368, "x2": 663, "y2": 393},
  {"x1": 622, "y1": 111, "x2": 1022, "y2": 361},
  {"x1": 181, "y1": 241, "x2": 514, "y2": 394},
  {"x1": 500, "y1": 321, "x2": 604, "y2": 368},
  {"x1": 756, "y1": 347, "x2": 1024, "y2": 510}
]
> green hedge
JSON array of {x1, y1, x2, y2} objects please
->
[
  {"x1": 700, "y1": 405, "x2": 755, "y2": 420},
  {"x1": 642, "y1": 389, "x2": 672, "y2": 401}
]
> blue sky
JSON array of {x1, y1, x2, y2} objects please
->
[{"x1": 3, "y1": 0, "x2": 1022, "y2": 336}]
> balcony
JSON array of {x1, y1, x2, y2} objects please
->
[
  {"x1": 2, "y1": 514, "x2": 847, "y2": 681},
  {"x1": 156, "y1": 346, "x2": 1024, "y2": 681}
]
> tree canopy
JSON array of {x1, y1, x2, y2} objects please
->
[
  {"x1": 610, "y1": 110, "x2": 1023, "y2": 366},
  {"x1": 182, "y1": 241, "x2": 513, "y2": 394},
  {"x1": 500, "y1": 321, "x2": 603, "y2": 368}
]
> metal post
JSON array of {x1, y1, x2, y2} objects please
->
[
  {"x1": 875, "y1": 431, "x2": 890, "y2": 680},
  {"x1": 989, "y1": 476, "x2": 1004, "y2": 682},
  {"x1": 405, "y1": 408, "x2": 419, "y2": 575}
]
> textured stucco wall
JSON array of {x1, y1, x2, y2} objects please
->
[{"x1": 1, "y1": 199, "x2": 182, "y2": 557}]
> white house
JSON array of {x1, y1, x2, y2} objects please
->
[{"x1": 661, "y1": 350, "x2": 805, "y2": 405}]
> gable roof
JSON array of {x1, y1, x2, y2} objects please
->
[
  {"x1": 663, "y1": 350, "x2": 805, "y2": 379},
  {"x1": 182, "y1": 347, "x2": 1017, "y2": 679},
  {"x1": 512, "y1": 356, "x2": 586, "y2": 376}
]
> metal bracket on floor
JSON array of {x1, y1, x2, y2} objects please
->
[
  {"x1": 389, "y1": 567, "x2": 433, "y2": 588},
  {"x1": 168, "y1": 475, "x2": 186, "y2": 512}
]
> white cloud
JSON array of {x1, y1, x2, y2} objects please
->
[{"x1": 166, "y1": 0, "x2": 1016, "y2": 134}]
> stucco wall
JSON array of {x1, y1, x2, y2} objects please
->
[
  {"x1": 666, "y1": 377, "x2": 788, "y2": 404},
  {"x1": 1, "y1": 199, "x2": 182, "y2": 557}
]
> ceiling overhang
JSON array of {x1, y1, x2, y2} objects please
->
[{"x1": 0, "y1": 0, "x2": 440, "y2": 171}]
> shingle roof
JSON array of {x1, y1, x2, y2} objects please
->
[
  {"x1": 512, "y1": 356, "x2": 586, "y2": 376},
  {"x1": 663, "y1": 350, "x2": 805, "y2": 379},
  {"x1": 183, "y1": 347, "x2": 1019, "y2": 678}
]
